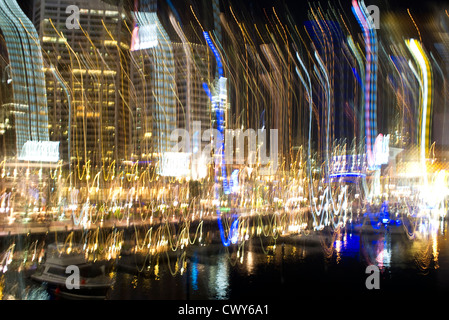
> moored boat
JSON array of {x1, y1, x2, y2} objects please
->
[{"x1": 31, "y1": 244, "x2": 114, "y2": 300}]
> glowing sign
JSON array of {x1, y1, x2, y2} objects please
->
[
  {"x1": 18, "y1": 141, "x2": 60, "y2": 162},
  {"x1": 373, "y1": 134, "x2": 390, "y2": 167},
  {"x1": 330, "y1": 172, "x2": 366, "y2": 178},
  {"x1": 130, "y1": 24, "x2": 157, "y2": 51},
  {"x1": 159, "y1": 152, "x2": 190, "y2": 177},
  {"x1": 331, "y1": 154, "x2": 365, "y2": 174},
  {"x1": 130, "y1": 12, "x2": 158, "y2": 51},
  {"x1": 230, "y1": 169, "x2": 239, "y2": 193}
]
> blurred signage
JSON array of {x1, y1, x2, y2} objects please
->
[
  {"x1": 19, "y1": 141, "x2": 60, "y2": 162},
  {"x1": 130, "y1": 12, "x2": 158, "y2": 51}
]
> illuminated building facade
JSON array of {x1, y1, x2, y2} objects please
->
[
  {"x1": 32, "y1": 0, "x2": 132, "y2": 167},
  {"x1": 0, "y1": 31, "x2": 14, "y2": 158},
  {"x1": 129, "y1": 2, "x2": 212, "y2": 178},
  {"x1": 172, "y1": 42, "x2": 211, "y2": 178},
  {"x1": 0, "y1": 0, "x2": 53, "y2": 159},
  {"x1": 129, "y1": 10, "x2": 177, "y2": 174}
]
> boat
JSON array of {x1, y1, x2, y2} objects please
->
[{"x1": 31, "y1": 244, "x2": 114, "y2": 300}]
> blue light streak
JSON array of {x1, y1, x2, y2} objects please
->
[
  {"x1": 203, "y1": 30, "x2": 234, "y2": 246},
  {"x1": 203, "y1": 31, "x2": 223, "y2": 77},
  {"x1": 329, "y1": 172, "x2": 366, "y2": 178}
]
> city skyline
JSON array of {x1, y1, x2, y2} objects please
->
[{"x1": 1, "y1": 0, "x2": 449, "y2": 303}]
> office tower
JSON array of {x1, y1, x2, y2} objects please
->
[
  {"x1": 172, "y1": 42, "x2": 211, "y2": 179},
  {"x1": 129, "y1": 1, "x2": 213, "y2": 179},
  {"x1": 130, "y1": 10, "x2": 178, "y2": 176},
  {"x1": 0, "y1": 0, "x2": 56, "y2": 160},
  {"x1": 32, "y1": 0, "x2": 131, "y2": 168}
]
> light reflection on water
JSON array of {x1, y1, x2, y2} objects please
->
[
  {"x1": 1, "y1": 216, "x2": 449, "y2": 300},
  {"x1": 210, "y1": 254, "x2": 229, "y2": 299},
  {"x1": 107, "y1": 229, "x2": 416, "y2": 299}
]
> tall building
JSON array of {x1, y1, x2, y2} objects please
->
[
  {"x1": 129, "y1": 10, "x2": 178, "y2": 176},
  {"x1": 0, "y1": 0, "x2": 56, "y2": 160},
  {"x1": 172, "y1": 42, "x2": 211, "y2": 178},
  {"x1": 129, "y1": 2, "x2": 212, "y2": 178},
  {"x1": 32, "y1": 0, "x2": 132, "y2": 168}
]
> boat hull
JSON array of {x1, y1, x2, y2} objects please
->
[{"x1": 31, "y1": 275, "x2": 113, "y2": 300}]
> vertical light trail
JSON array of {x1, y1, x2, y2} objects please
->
[
  {"x1": 295, "y1": 51, "x2": 318, "y2": 227},
  {"x1": 405, "y1": 39, "x2": 432, "y2": 189},
  {"x1": 296, "y1": 50, "x2": 348, "y2": 228},
  {"x1": 352, "y1": 0, "x2": 378, "y2": 170},
  {"x1": 348, "y1": 35, "x2": 366, "y2": 145},
  {"x1": 203, "y1": 30, "x2": 235, "y2": 247},
  {"x1": 314, "y1": 50, "x2": 331, "y2": 185},
  {"x1": 203, "y1": 31, "x2": 228, "y2": 194},
  {"x1": 170, "y1": 14, "x2": 191, "y2": 149},
  {"x1": 0, "y1": 0, "x2": 50, "y2": 155}
]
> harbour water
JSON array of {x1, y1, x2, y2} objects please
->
[
  {"x1": 108, "y1": 225, "x2": 449, "y2": 300},
  {"x1": 1, "y1": 215, "x2": 448, "y2": 300}
]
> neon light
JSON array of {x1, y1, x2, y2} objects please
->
[
  {"x1": 314, "y1": 50, "x2": 331, "y2": 180},
  {"x1": 405, "y1": 38, "x2": 432, "y2": 192},
  {"x1": 329, "y1": 173, "x2": 366, "y2": 178},
  {"x1": 203, "y1": 31, "x2": 223, "y2": 77},
  {"x1": 405, "y1": 39, "x2": 432, "y2": 161},
  {"x1": 296, "y1": 50, "x2": 350, "y2": 229},
  {"x1": 217, "y1": 211, "x2": 239, "y2": 247},
  {"x1": 295, "y1": 51, "x2": 318, "y2": 227},
  {"x1": 203, "y1": 30, "x2": 234, "y2": 246}
]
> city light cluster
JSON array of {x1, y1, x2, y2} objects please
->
[{"x1": 0, "y1": 0, "x2": 448, "y2": 300}]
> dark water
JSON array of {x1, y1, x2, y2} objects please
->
[
  {"x1": 107, "y1": 221, "x2": 449, "y2": 300},
  {"x1": 2, "y1": 218, "x2": 449, "y2": 300}
]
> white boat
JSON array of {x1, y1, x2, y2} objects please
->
[{"x1": 31, "y1": 244, "x2": 114, "y2": 300}]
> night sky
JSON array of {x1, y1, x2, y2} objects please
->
[{"x1": 16, "y1": 0, "x2": 445, "y2": 23}]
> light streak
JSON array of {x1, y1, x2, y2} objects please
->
[
  {"x1": 329, "y1": 172, "x2": 366, "y2": 178},
  {"x1": 352, "y1": 0, "x2": 378, "y2": 170},
  {"x1": 0, "y1": 0, "x2": 50, "y2": 155},
  {"x1": 0, "y1": 0, "x2": 447, "y2": 281},
  {"x1": 405, "y1": 39, "x2": 433, "y2": 195}
]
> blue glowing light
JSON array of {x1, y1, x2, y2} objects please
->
[
  {"x1": 329, "y1": 172, "x2": 366, "y2": 178},
  {"x1": 216, "y1": 210, "x2": 239, "y2": 247},
  {"x1": 190, "y1": 254, "x2": 198, "y2": 291},
  {"x1": 230, "y1": 219, "x2": 239, "y2": 244},
  {"x1": 203, "y1": 30, "x2": 235, "y2": 246},
  {"x1": 202, "y1": 82, "x2": 213, "y2": 101},
  {"x1": 203, "y1": 31, "x2": 223, "y2": 77}
]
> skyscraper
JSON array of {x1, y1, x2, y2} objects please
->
[
  {"x1": 32, "y1": 0, "x2": 131, "y2": 169},
  {"x1": 129, "y1": 1, "x2": 212, "y2": 178},
  {"x1": 129, "y1": 10, "x2": 178, "y2": 176},
  {"x1": 0, "y1": 0, "x2": 55, "y2": 160}
]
